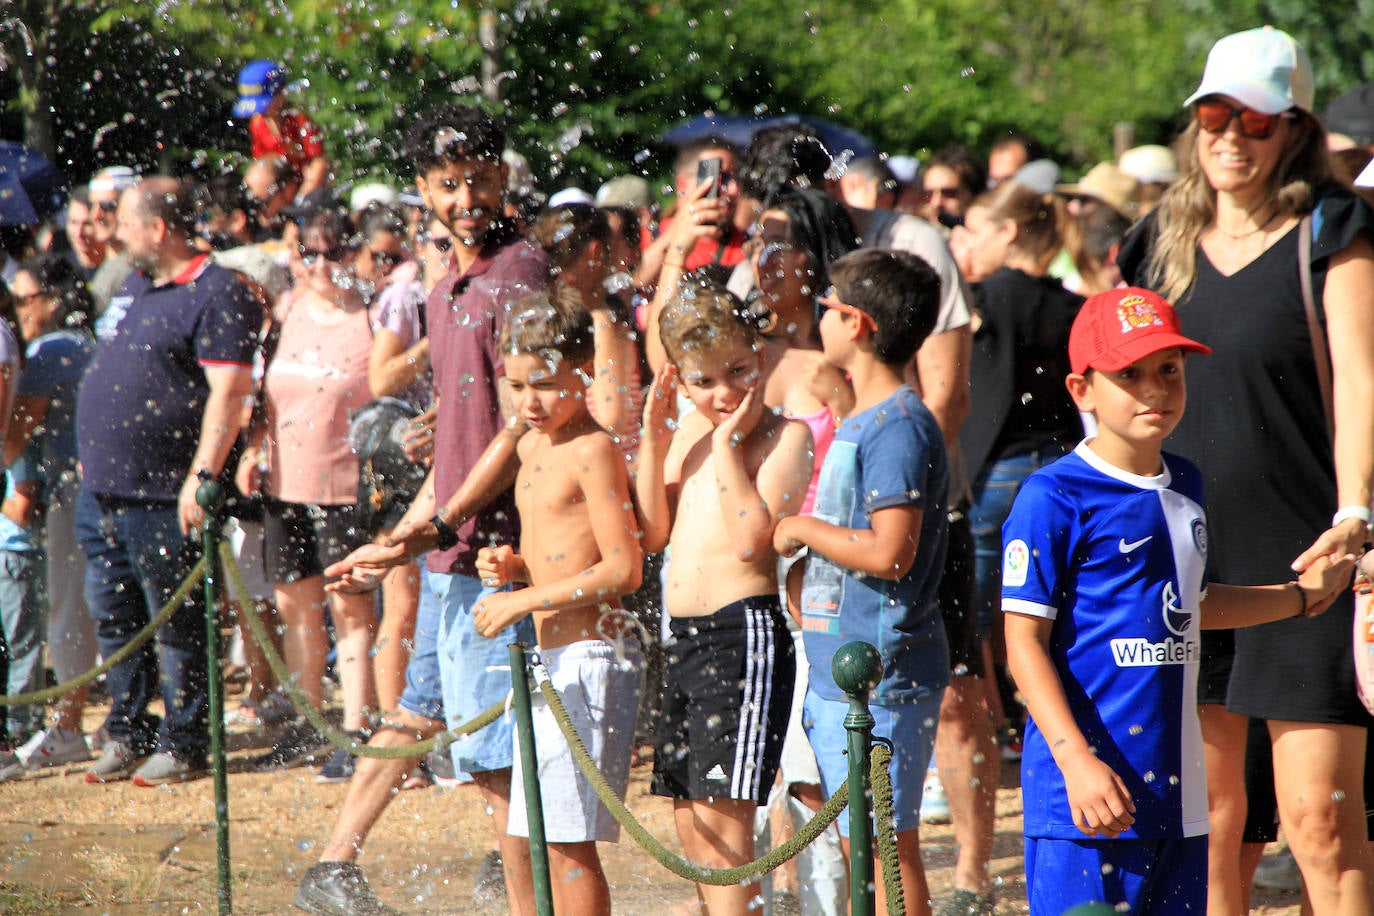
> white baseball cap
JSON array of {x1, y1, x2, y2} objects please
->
[{"x1": 1183, "y1": 27, "x2": 1314, "y2": 115}]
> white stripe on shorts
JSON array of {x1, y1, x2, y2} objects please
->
[{"x1": 731, "y1": 602, "x2": 776, "y2": 800}]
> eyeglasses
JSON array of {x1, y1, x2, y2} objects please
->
[
  {"x1": 427, "y1": 236, "x2": 453, "y2": 253},
  {"x1": 1194, "y1": 99, "x2": 1294, "y2": 140},
  {"x1": 816, "y1": 291, "x2": 877, "y2": 331},
  {"x1": 923, "y1": 186, "x2": 963, "y2": 201},
  {"x1": 298, "y1": 245, "x2": 348, "y2": 266},
  {"x1": 368, "y1": 250, "x2": 404, "y2": 269}
]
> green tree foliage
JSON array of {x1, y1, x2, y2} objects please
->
[{"x1": 4, "y1": 0, "x2": 1372, "y2": 190}]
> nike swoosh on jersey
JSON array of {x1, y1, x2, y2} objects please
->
[{"x1": 1118, "y1": 536, "x2": 1153, "y2": 553}]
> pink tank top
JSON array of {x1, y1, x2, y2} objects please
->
[{"x1": 788, "y1": 405, "x2": 836, "y2": 515}]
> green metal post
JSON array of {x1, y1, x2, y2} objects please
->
[
  {"x1": 509, "y1": 643, "x2": 554, "y2": 916},
  {"x1": 832, "y1": 640, "x2": 883, "y2": 916},
  {"x1": 197, "y1": 475, "x2": 232, "y2": 915}
]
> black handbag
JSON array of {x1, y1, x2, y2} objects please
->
[{"x1": 347, "y1": 397, "x2": 429, "y2": 536}]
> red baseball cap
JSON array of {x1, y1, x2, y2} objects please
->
[{"x1": 1068, "y1": 287, "x2": 1211, "y2": 375}]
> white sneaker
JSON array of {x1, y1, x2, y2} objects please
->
[
  {"x1": 920, "y1": 769, "x2": 951, "y2": 825},
  {"x1": 0, "y1": 744, "x2": 24, "y2": 782},
  {"x1": 1253, "y1": 848, "x2": 1303, "y2": 892},
  {"x1": 18, "y1": 727, "x2": 92, "y2": 769}
]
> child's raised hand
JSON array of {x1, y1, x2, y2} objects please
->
[
  {"x1": 476, "y1": 545, "x2": 520, "y2": 588},
  {"x1": 712, "y1": 384, "x2": 764, "y2": 452},
  {"x1": 472, "y1": 591, "x2": 529, "y2": 638},
  {"x1": 643, "y1": 364, "x2": 679, "y2": 441},
  {"x1": 1296, "y1": 551, "x2": 1359, "y2": 618},
  {"x1": 1059, "y1": 748, "x2": 1137, "y2": 839}
]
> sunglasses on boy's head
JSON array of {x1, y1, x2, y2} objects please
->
[
  {"x1": 816, "y1": 287, "x2": 877, "y2": 331},
  {"x1": 1194, "y1": 98, "x2": 1295, "y2": 140}
]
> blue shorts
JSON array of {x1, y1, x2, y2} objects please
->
[
  {"x1": 397, "y1": 564, "x2": 444, "y2": 722},
  {"x1": 432, "y1": 571, "x2": 535, "y2": 774},
  {"x1": 1024, "y1": 834, "x2": 1207, "y2": 915},
  {"x1": 803, "y1": 688, "x2": 940, "y2": 838}
]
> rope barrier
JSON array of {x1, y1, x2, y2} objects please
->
[
  {"x1": 534, "y1": 663, "x2": 861, "y2": 885},
  {"x1": 219, "y1": 542, "x2": 502, "y2": 759},
  {"x1": 870, "y1": 742, "x2": 905, "y2": 916},
  {"x1": 0, "y1": 555, "x2": 208, "y2": 707}
]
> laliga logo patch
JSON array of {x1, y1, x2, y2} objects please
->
[
  {"x1": 1161, "y1": 580, "x2": 1193, "y2": 636},
  {"x1": 1116, "y1": 294, "x2": 1164, "y2": 333},
  {"x1": 1003, "y1": 539, "x2": 1030, "y2": 588},
  {"x1": 1191, "y1": 518, "x2": 1207, "y2": 560}
]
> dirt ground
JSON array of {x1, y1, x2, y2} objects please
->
[{"x1": 0, "y1": 688, "x2": 1306, "y2": 915}]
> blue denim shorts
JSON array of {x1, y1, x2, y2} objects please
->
[
  {"x1": 431, "y1": 571, "x2": 535, "y2": 775},
  {"x1": 397, "y1": 564, "x2": 444, "y2": 722},
  {"x1": 803, "y1": 688, "x2": 940, "y2": 837}
]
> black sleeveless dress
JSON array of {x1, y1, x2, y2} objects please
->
[{"x1": 1119, "y1": 188, "x2": 1374, "y2": 725}]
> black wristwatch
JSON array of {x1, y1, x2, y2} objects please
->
[{"x1": 431, "y1": 514, "x2": 459, "y2": 551}]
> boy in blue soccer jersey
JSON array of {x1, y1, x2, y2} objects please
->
[
  {"x1": 773, "y1": 248, "x2": 951, "y2": 914},
  {"x1": 1002, "y1": 287, "x2": 1357, "y2": 915}
]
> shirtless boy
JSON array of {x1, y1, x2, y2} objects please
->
[
  {"x1": 637, "y1": 281, "x2": 814, "y2": 914},
  {"x1": 471, "y1": 294, "x2": 644, "y2": 916}
]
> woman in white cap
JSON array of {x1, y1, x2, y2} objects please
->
[{"x1": 1119, "y1": 27, "x2": 1374, "y2": 914}]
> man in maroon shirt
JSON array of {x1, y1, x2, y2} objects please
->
[{"x1": 301, "y1": 106, "x2": 549, "y2": 915}]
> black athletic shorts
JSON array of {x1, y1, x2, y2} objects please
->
[
  {"x1": 652, "y1": 595, "x2": 795, "y2": 803},
  {"x1": 262, "y1": 498, "x2": 370, "y2": 585}
]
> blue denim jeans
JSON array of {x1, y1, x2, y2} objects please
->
[
  {"x1": 969, "y1": 449, "x2": 1065, "y2": 637},
  {"x1": 0, "y1": 549, "x2": 42, "y2": 739},
  {"x1": 76, "y1": 488, "x2": 208, "y2": 763}
]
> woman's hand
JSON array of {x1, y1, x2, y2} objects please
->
[
  {"x1": 235, "y1": 451, "x2": 263, "y2": 499},
  {"x1": 1296, "y1": 552, "x2": 1359, "y2": 617},
  {"x1": 1291, "y1": 517, "x2": 1369, "y2": 574}
]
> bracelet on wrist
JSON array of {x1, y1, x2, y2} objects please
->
[
  {"x1": 1332, "y1": 505, "x2": 1373, "y2": 528},
  {"x1": 1290, "y1": 580, "x2": 1310, "y2": 618}
]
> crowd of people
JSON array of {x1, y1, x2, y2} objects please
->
[{"x1": 0, "y1": 26, "x2": 1373, "y2": 916}]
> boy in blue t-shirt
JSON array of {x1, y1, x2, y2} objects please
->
[
  {"x1": 1002, "y1": 287, "x2": 1356, "y2": 915},
  {"x1": 774, "y1": 249, "x2": 950, "y2": 913}
]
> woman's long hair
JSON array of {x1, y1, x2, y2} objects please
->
[
  {"x1": 1146, "y1": 113, "x2": 1331, "y2": 302},
  {"x1": 762, "y1": 186, "x2": 859, "y2": 297}
]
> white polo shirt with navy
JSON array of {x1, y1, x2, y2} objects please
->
[{"x1": 1002, "y1": 442, "x2": 1210, "y2": 842}]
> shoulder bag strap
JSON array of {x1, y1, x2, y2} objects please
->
[{"x1": 1298, "y1": 213, "x2": 1334, "y2": 438}]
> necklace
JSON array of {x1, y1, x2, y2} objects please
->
[{"x1": 1214, "y1": 206, "x2": 1277, "y2": 241}]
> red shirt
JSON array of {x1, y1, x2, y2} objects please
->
[
  {"x1": 650, "y1": 218, "x2": 748, "y2": 271},
  {"x1": 248, "y1": 108, "x2": 325, "y2": 175}
]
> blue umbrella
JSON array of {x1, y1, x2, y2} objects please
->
[
  {"x1": 661, "y1": 112, "x2": 878, "y2": 160},
  {"x1": 0, "y1": 141, "x2": 66, "y2": 227}
]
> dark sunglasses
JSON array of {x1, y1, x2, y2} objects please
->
[
  {"x1": 1194, "y1": 99, "x2": 1294, "y2": 140},
  {"x1": 298, "y1": 244, "x2": 348, "y2": 266},
  {"x1": 428, "y1": 236, "x2": 453, "y2": 253},
  {"x1": 369, "y1": 250, "x2": 404, "y2": 269},
  {"x1": 95, "y1": 199, "x2": 119, "y2": 213}
]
